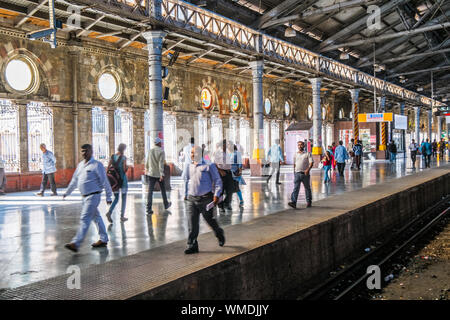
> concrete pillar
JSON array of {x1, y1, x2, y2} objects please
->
[
  {"x1": 250, "y1": 60, "x2": 264, "y2": 160},
  {"x1": 437, "y1": 116, "x2": 442, "y2": 140},
  {"x1": 143, "y1": 30, "x2": 166, "y2": 148},
  {"x1": 349, "y1": 88, "x2": 360, "y2": 142},
  {"x1": 69, "y1": 48, "x2": 80, "y2": 166},
  {"x1": 414, "y1": 107, "x2": 420, "y2": 143},
  {"x1": 427, "y1": 110, "x2": 432, "y2": 140},
  {"x1": 310, "y1": 78, "x2": 322, "y2": 155}
]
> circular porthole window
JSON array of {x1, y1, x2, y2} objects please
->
[
  {"x1": 264, "y1": 98, "x2": 271, "y2": 115},
  {"x1": 307, "y1": 104, "x2": 313, "y2": 120},
  {"x1": 231, "y1": 94, "x2": 240, "y2": 112},
  {"x1": 201, "y1": 88, "x2": 212, "y2": 110},
  {"x1": 98, "y1": 72, "x2": 120, "y2": 101},
  {"x1": 284, "y1": 101, "x2": 291, "y2": 117},
  {"x1": 4, "y1": 57, "x2": 38, "y2": 94}
]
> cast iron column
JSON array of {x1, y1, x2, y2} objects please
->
[
  {"x1": 427, "y1": 110, "x2": 432, "y2": 140},
  {"x1": 143, "y1": 30, "x2": 166, "y2": 147},
  {"x1": 414, "y1": 107, "x2": 420, "y2": 143},
  {"x1": 349, "y1": 88, "x2": 360, "y2": 142},
  {"x1": 250, "y1": 60, "x2": 264, "y2": 161},
  {"x1": 310, "y1": 78, "x2": 322, "y2": 155}
]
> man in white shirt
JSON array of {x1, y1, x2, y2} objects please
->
[
  {"x1": 213, "y1": 139, "x2": 234, "y2": 212},
  {"x1": 288, "y1": 141, "x2": 314, "y2": 209},
  {"x1": 63, "y1": 144, "x2": 113, "y2": 252},
  {"x1": 409, "y1": 139, "x2": 419, "y2": 169},
  {"x1": 267, "y1": 139, "x2": 284, "y2": 185},
  {"x1": 145, "y1": 137, "x2": 171, "y2": 214}
]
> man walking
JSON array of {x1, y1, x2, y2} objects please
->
[
  {"x1": 335, "y1": 141, "x2": 349, "y2": 177},
  {"x1": 347, "y1": 138, "x2": 355, "y2": 169},
  {"x1": 288, "y1": 141, "x2": 314, "y2": 209},
  {"x1": 182, "y1": 137, "x2": 195, "y2": 200},
  {"x1": 184, "y1": 145, "x2": 225, "y2": 254},
  {"x1": 421, "y1": 138, "x2": 432, "y2": 168},
  {"x1": 409, "y1": 139, "x2": 419, "y2": 169},
  {"x1": 63, "y1": 144, "x2": 113, "y2": 252},
  {"x1": 266, "y1": 139, "x2": 284, "y2": 185},
  {"x1": 213, "y1": 139, "x2": 234, "y2": 212},
  {"x1": 432, "y1": 139, "x2": 438, "y2": 158},
  {"x1": 353, "y1": 140, "x2": 363, "y2": 170},
  {"x1": 35, "y1": 143, "x2": 57, "y2": 196},
  {"x1": 388, "y1": 140, "x2": 397, "y2": 163},
  {"x1": 145, "y1": 137, "x2": 171, "y2": 215},
  {"x1": 0, "y1": 158, "x2": 6, "y2": 195},
  {"x1": 438, "y1": 138, "x2": 446, "y2": 158}
]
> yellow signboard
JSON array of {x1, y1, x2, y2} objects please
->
[{"x1": 358, "y1": 113, "x2": 393, "y2": 123}]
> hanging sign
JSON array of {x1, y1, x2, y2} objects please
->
[{"x1": 358, "y1": 113, "x2": 393, "y2": 123}]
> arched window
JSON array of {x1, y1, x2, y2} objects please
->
[
  {"x1": 211, "y1": 115, "x2": 223, "y2": 152},
  {"x1": 264, "y1": 98, "x2": 271, "y2": 115},
  {"x1": 201, "y1": 88, "x2": 213, "y2": 110},
  {"x1": 0, "y1": 100, "x2": 20, "y2": 172},
  {"x1": 307, "y1": 104, "x2": 313, "y2": 120},
  {"x1": 92, "y1": 107, "x2": 109, "y2": 167},
  {"x1": 322, "y1": 106, "x2": 326, "y2": 121},
  {"x1": 284, "y1": 101, "x2": 291, "y2": 117},
  {"x1": 239, "y1": 118, "x2": 250, "y2": 158},
  {"x1": 228, "y1": 117, "x2": 237, "y2": 145},
  {"x1": 27, "y1": 102, "x2": 54, "y2": 172},
  {"x1": 271, "y1": 121, "x2": 280, "y2": 146},
  {"x1": 114, "y1": 109, "x2": 133, "y2": 164},
  {"x1": 231, "y1": 94, "x2": 240, "y2": 113},
  {"x1": 198, "y1": 115, "x2": 208, "y2": 148},
  {"x1": 163, "y1": 112, "x2": 177, "y2": 163}
]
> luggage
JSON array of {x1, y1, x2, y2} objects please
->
[{"x1": 107, "y1": 155, "x2": 123, "y2": 192}]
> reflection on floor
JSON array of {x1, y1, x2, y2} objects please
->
[{"x1": 0, "y1": 155, "x2": 448, "y2": 288}]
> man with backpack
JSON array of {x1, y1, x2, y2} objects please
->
[
  {"x1": 421, "y1": 138, "x2": 432, "y2": 168},
  {"x1": 106, "y1": 143, "x2": 129, "y2": 223},
  {"x1": 145, "y1": 137, "x2": 171, "y2": 214}
]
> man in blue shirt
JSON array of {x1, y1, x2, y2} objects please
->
[
  {"x1": 421, "y1": 138, "x2": 432, "y2": 168},
  {"x1": 63, "y1": 144, "x2": 113, "y2": 252},
  {"x1": 334, "y1": 141, "x2": 349, "y2": 177},
  {"x1": 352, "y1": 140, "x2": 363, "y2": 170},
  {"x1": 184, "y1": 145, "x2": 225, "y2": 254},
  {"x1": 266, "y1": 139, "x2": 284, "y2": 185},
  {"x1": 35, "y1": 143, "x2": 58, "y2": 196}
]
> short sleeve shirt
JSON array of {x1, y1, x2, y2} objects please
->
[{"x1": 294, "y1": 152, "x2": 313, "y2": 172}]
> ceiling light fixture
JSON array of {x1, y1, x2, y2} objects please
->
[{"x1": 285, "y1": 26, "x2": 296, "y2": 38}]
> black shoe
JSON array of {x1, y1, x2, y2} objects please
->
[
  {"x1": 146, "y1": 210, "x2": 153, "y2": 215},
  {"x1": 64, "y1": 243, "x2": 78, "y2": 253},
  {"x1": 276, "y1": 182, "x2": 282, "y2": 185},
  {"x1": 50, "y1": 193, "x2": 58, "y2": 196},
  {"x1": 225, "y1": 206, "x2": 232, "y2": 211},
  {"x1": 184, "y1": 246, "x2": 199, "y2": 254},
  {"x1": 165, "y1": 202, "x2": 172, "y2": 210},
  {"x1": 288, "y1": 202, "x2": 296, "y2": 209},
  {"x1": 184, "y1": 196, "x2": 188, "y2": 201},
  {"x1": 217, "y1": 230, "x2": 225, "y2": 247},
  {"x1": 306, "y1": 202, "x2": 312, "y2": 208},
  {"x1": 91, "y1": 240, "x2": 108, "y2": 248}
]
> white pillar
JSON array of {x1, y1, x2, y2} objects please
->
[
  {"x1": 427, "y1": 110, "x2": 432, "y2": 140},
  {"x1": 143, "y1": 30, "x2": 166, "y2": 147},
  {"x1": 310, "y1": 78, "x2": 322, "y2": 155},
  {"x1": 414, "y1": 107, "x2": 420, "y2": 143},
  {"x1": 250, "y1": 60, "x2": 264, "y2": 160}
]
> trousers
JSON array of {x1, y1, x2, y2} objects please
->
[
  {"x1": 337, "y1": 162, "x2": 346, "y2": 176},
  {"x1": 411, "y1": 151, "x2": 417, "y2": 167},
  {"x1": 290, "y1": 172, "x2": 312, "y2": 204},
  {"x1": 218, "y1": 170, "x2": 233, "y2": 209},
  {"x1": 39, "y1": 172, "x2": 57, "y2": 194},
  {"x1": 147, "y1": 176, "x2": 169, "y2": 212},
  {"x1": 186, "y1": 192, "x2": 223, "y2": 248},
  {"x1": 71, "y1": 193, "x2": 108, "y2": 248},
  {"x1": 267, "y1": 162, "x2": 281, "y2": 183},
  {"x1": 0, "y1": 168, "x2": 6, "y2": 193}
]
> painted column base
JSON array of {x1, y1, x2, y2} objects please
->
[
  {"x1": 379, "y1": 145, "x2": 387, "y2": 151},
  {"x1": 312, "y1": 146, "x2": 322, "y2": 155}
]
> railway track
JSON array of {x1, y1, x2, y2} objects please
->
[{"x1": 299, "y1": 195, "x2": 450, "y2": 300}]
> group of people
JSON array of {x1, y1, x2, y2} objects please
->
[{"x1": 408, "y1": 138, "x2": 448, "y2": 169}]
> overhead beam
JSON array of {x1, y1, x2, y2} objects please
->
[
  {"x1": 381, "y1": 48, "x2": 450, "y2": 64},
  {"x1": 319, "y1": 0, "x2": 413, "y2": 50},
  {"x1": 387, "y1": 65, "x2": 450, "y2": 78},
  {"x1": 76, "y1": 14, "x2": 105, "y2": 37},
  {"x1": 15, "y1": 0, "x2": 49, "y2": 27},
  {"x1": 261, "y1": 0, "x2": 379, "y2": 29},
  {"x1": 321, "y1": 22, "x2": 450, "y2": 52}
]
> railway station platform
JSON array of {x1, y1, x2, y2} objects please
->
[{"x1": 0, "y1": 158, "x2": 449, "y2": 299}]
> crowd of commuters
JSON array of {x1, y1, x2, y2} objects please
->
[{"x1": 0, "y1": 131, "x2": 448, "y2": 254}]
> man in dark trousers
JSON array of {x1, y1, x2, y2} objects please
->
[
  {"x1": 35, "y1": 143, "x2": 58, "y2": 196},
  {"x1": 213, "y1": 139, "x2": 234, "y2": 212},
  {"x1": 184, "y1": 145, "x2": 225, "y2": 254}
]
